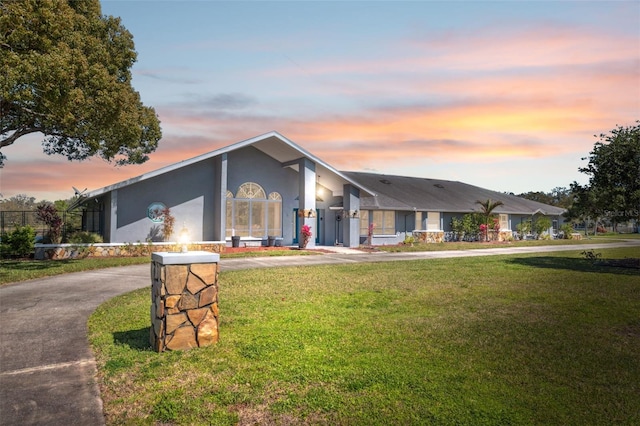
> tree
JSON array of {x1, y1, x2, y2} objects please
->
[
  {"x1": 0, "y1": 194, "x2": 37, "y2": 210},
  {"x1": 0, "y1": 0, "x2": 162, "y2": 166},
  {"x1": 517, "y1": 187, "x2": 572, "y2": 208},
  {"x1": 578, "y1": 122, "x2": 640, "y2": 225},
  {"x1": 476, "y1": 198, "x2": 504, "y2": 242},
  {"x1": 549, "y1": 187, "x2": 573, "y2": 209},
  {"x1": 517, "y1": 191, "x2": 554, "y2": 205}
]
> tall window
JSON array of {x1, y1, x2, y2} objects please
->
[
  {"x1": 268, "y1": 192, "x2": 282, "y2": 237},
  {"x1": 426, "y1": 212, "x2": 441, "y2": 230},
  {"x1": 360, "y1": 210, "x2": 370, "y2": 236},
  {"x1": 226, "y1": 182, "x2": 282, "y2": 238},
  {"x1": 372, "y1": 210, "x2": 395, "y2": 235},
  {"x1": 499, "y1": 214, "x2": 509, "y2": 231}
]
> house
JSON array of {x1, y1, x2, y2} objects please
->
[{"x1": 78, "y1": 131, "x2": 565, "y2": 247}]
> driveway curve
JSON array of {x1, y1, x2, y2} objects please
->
[{"x1": 1, "y1": 240, "x2": 638, "y2": 425}]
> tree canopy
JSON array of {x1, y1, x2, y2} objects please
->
[
  {"x1": 517, "y1": 187, "x2": 572, "y2": 209},
  {"x1": 0, "y1": 0, "x2": 162, "y2": 166},
  {"x1": 567, "y1": 122, "x2": 640, "y2": 224}
]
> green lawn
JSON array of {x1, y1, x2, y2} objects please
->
[
  {"x1": 0, "y1": 256, "x2": 151, "y2": 285},
  {"x1": 88, "y1": 247, "x2": 640, "y2": 425},
  {"x1": 3, "y1": 236, "x2": 634, "y2": 285},
  {"x1": 0, "y1": 249, "x2": 308, "y2": 285}
]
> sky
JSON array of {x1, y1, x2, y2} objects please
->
[{"x1": 1, "y1": 0, "x2": 639, "y2": 202}]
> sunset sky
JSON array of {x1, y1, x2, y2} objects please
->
[{"x1": 1, "y1": 0, "x2": 639, "y2": 202}]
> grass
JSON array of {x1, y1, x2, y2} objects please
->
[
  {"x1": 88, "y1": 247, "x2": 639, "y2": 425},
  {"x1": 0, "y1": 249, "x2": 312, "y2": 285},
  {"x1": 2, "y1": 235, "x2": 635, "y2": 285},
  {"x1": 0, "y1": 256, "x2": 151, "y2": 285}
]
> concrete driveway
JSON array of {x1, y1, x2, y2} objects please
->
[{"x1": 1, "y1": 240, "x2": 638, "y2": 425}]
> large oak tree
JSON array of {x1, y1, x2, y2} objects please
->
[{"x1": 0, "y1": 0, "x2": 161, "y2": 166}]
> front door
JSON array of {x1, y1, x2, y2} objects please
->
[{"x1": 293, "y1": 208, "x2": 320, "y2": 244}]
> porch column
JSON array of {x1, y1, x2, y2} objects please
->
[
  {"x1": 343, "y1": 184, "x2": 360, "y2": 248},
  {"x1": 298, "y1": 158, "x2": 316, "y2": 248},
  {"x1": 109, "y1": 189, "x2": 118, "y2": 243},
  {"x1": 212, "y1": 154, "x2": 228, "y2": 242}
]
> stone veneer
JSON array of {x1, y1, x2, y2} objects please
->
[
  {"x1": 150, "y1": 251, "x2": 220, "y2": 352},
  {"x1": 34, "y1": 242, "x2": 225, "y2": 260},
  {"x1": 414, "y1": 230, "x2": 445, "y2": 243}
]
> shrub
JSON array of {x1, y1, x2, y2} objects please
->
[
  {"x1": 450, "y1": 213, "x2": 483, "y2": 241},
  {"x1": 516, "y1": 221, "x2": 531, "y2": 236},
  {"x1": 68, "y1": 231, "x2": 103, "y2": 244},
  {"x1": 560, "y1": 223, "x2": 574, "y2": 239},
  {"x1": 1, "y1": 226, "x2": 36, "y2": 258},
  {"x1": 533, "y1": 216, "x2": 552, "y2": 236},
  {"x1": 161, "y1": 207, "x2": 175, "y2": 242},
  {"x1": 36, "y1": 202, "x2": 63, "y2": 243}
]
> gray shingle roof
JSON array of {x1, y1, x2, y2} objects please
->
[{"x1": 342, "y1": 172, "x2": 566, "y2": 216}]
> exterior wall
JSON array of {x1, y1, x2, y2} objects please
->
[
  {"x1": 442, "y1": 213, "x2": 457, "y2": 232},
  {"x1": 86, "y1": 145, "x2": 352, "y2": 246},
  {"x1": 105, "y1": 158, "x2": 217, "y2": 243}
]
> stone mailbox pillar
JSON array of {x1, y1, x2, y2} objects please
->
[{"x1": 150, "y1": 251, "x2": 220, "y2": 352}]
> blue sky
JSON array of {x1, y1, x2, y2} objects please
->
[{"x1": 1, "y1": 0, "x2": 638, "y2": 201}]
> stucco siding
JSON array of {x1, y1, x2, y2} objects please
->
[
  {"x1": 226, "y1": 146, "x2": 302, "y2": 245},
  {"x1": 112, "y1": 158, "x2": 217, "y2": 243}
]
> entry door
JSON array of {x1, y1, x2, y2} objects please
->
[{"x1": 293, "y1": 209, "x2": 320, "y2": 244}]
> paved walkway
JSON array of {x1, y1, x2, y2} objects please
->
[{"x1": 0, "y1": 240, "x2": 638, "y2": 425}]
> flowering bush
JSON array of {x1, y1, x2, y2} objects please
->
[
  {"x1": 301, "y1": 224, "x2": 312, "y2": 238},
  {"x1": 479, "y1": 223, "x2": 488, "y2": 241}
]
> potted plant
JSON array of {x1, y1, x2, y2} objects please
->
[{"x1": 300, "y1": 224, "x2": 312, "y2": 248}]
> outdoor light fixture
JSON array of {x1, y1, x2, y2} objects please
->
[
  {"x1": 178, "y1": 223, "x2": 189, "y2": 253},
  {"x1": 316, "y1": 175, "x2": 323, "y2": 197}
]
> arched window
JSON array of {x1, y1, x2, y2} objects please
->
[
  {"x1": 268, "y1": 192, "x2": 283, "y2": 237},
  {"x1": 226, "y1": 183, "x2": 282, "y2": 238}
]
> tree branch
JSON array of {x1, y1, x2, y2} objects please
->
[{"x1": 0, "y1": 127, "x2": 42, "y2": 148}]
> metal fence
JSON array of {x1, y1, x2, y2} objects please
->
[{"x1": 0, "y1": 210, "x2": 82, "y2": 241}]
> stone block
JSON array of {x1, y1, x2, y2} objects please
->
[
  {"x1": 178, "y1": 292, "x2": 198, "y2": 310},
  {"x1": 166, "y1": 326, "x2": 197, "y2": 351},
  {"x1": 151, "y1": 255, "x2": 220, "y2": 352},
  {"x1": 190, "y1": 263, "x2": 217, "y2": 285},
  {"x1": 186, "y1": 272, "x2": 207, "y2": 295},
  {"x1": 187, "y1": 307, "x2": 209, "y2": 327},
  {"x1": 166, "y1": 312, "x2": 187, "y2": 334},
  {"x1": 199, "y1": 285, "x2": 218, "y2": 307},
  {"x1": 165, "y1": 295, "x2": 180, "y2": 308},
  {"x1": 165, "y1": 265, "x2": 188, "y2": 294},
  {"x1": 197, "y1": 313, "x2": 219, "y2": 346}
]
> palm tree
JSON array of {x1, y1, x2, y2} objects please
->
[{"x1": 476, "y1": 198, "x2": 504, "y2": 242}]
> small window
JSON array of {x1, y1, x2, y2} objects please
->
[{"x1": 237, "y1": 182, "x2": 266, "y2": 199}]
